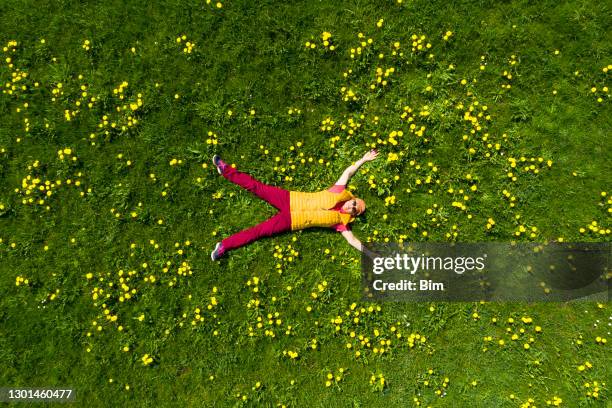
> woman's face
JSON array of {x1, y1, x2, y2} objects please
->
[{"x1": 342, "y1": 199, "x2": 359, "y2": 216}]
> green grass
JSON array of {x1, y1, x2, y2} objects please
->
[{"x1": 0, "y1": 0, "x2": 610, "y2": 406}]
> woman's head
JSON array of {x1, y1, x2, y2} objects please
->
[{"x1": 342, "y1": 198, "x2": 366, "y2": 216}]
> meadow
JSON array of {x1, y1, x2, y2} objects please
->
[{"x1": 0, "y1": 0, "x2": 610, "y2": 406}]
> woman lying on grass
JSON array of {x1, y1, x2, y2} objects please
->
[{"x1": 210, "y1": 149, "x2": 379, "y2": 260}]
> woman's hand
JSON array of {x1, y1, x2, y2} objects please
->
[
  {"x1": 335, "y1": 149, "x2": 379, "y2": 185},
  {"x1": 361, "y1": 149, "x2": 379, "y2": 162}
]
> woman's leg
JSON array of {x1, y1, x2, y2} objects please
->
[
  {"x1": 219, "y1": 211, "x2": 291, "y2": 255},
  {"x1": 222, "y1": 166, "x2": 289, "y2": 211}
]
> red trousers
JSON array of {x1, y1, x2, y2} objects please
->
[{"x1": 220, "y1": 166, "x2": 291, "y2": 255}]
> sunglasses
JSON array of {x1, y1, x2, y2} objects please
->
[{"x1": 349, "y1": 199, "x2": 358, "y2": 215}]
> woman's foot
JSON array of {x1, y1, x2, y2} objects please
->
[
  {"x1": 212, "y1": 155, "x2": 228, "y2": 175},
  {"x1": 211, "y1": 242, "x2": 224, "y2": 261}
]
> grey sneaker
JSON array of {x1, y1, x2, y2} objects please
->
[
  {"x1": 212, "y1": 155, "x2": 228, "y2": 175},
  {"x1": 211, "y1": 242, "x2": 224, "y2": 261}
]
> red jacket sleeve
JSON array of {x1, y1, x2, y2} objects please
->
[
  {"x1": 331, "y1": 223, "x2": 350, "y2": 232},
  {"x1": 327, "y1": 184, "x2": 346, "y2": 193}
]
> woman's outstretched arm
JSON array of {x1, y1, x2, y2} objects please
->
[
  {"x1": 341, "y1": 230, "x2": 378, "y2": 259},
  {"x1": 334, "y1": 149, "x2": 379, "y2": 186}
]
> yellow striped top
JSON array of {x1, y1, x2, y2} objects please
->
[{"x1": 289, "y1": 189, "x2": 355, "y2": 231}]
